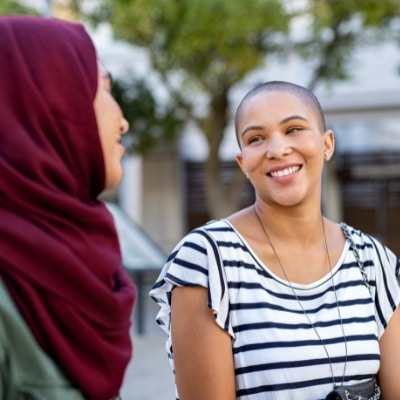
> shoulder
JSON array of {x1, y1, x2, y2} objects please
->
[
  {"x1": 177, "y1": 219, "x2": 236, "y2": 248},
  {"x1": 340, "y1": 222, "x2": 386, "y2": 253},
  {"x1": 341, "y1": 222, "x2": 399, "y2": 283},
  {"x1": 0, "y1": 279, "x2": 86, "y2": 399},
  {"x1": 340, "y1": 222, "x2": 399, "y2": 280},
  {"x1": 163, "y1": 219, "x2": 237, "y2": 267}
]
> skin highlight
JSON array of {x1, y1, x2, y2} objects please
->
[
  {"x1": 235, "y1": 81, "x2": 326, "y2": 148},
  {"x1": 236, "y1": 88, "x2": 334, "y2": 212},
  {"x1": 94, "y1": 62, "x2": 129, "y2": 190}
]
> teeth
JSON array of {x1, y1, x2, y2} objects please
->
[{"x1": 270, "y1": 166, "x2": 299, "y2": 178}]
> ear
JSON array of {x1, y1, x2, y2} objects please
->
[
  {"x1": 236, "y1": 152, "x2": 247, "y2": 177},
  {"x1": 323, "y1": 130, "x2": 335, "y2": 161}
]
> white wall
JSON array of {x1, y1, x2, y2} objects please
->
[{"x1": 142, "y1": 145, "x2": 185, "y2": 254}]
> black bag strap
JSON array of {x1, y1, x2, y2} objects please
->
[{"x1": 340, "y1": 222, "x2": 372, "y2": 296}]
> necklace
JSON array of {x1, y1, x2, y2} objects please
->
[{"x1": 253, "y1": 205, "x2": 348, "y2": 399}]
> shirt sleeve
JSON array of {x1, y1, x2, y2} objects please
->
[
  {"x1": 149, "y1": 226, "x2": 234, "y2": 338},
  {"x1": 365, "y1": 234, "x2": 400, "y2": 338}
]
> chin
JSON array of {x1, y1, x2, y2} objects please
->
[{"x1": 104, "y1": 170, "x2": 123, "y2": 190}]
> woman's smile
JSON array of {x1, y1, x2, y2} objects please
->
[{"x1": 267, "y1": 164, "x2": 302, "y2": 178}]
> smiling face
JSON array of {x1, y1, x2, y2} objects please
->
[
  {"x1": 236, "y1": 88, "x2": 334, "y2": 208},
  {"x1": 94, "y1": 62, "x2": 129, "y2": 190}
]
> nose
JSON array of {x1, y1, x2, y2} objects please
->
[
  {"x1": 120, "y1": 117, "x2": 129, "y2": 134},
  {"x1": 266, "y1": 134, "x2": 291, "y2": 159}
]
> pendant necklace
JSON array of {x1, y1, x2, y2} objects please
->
[{"x1": 253, "y1": 205, "x2": 348, "y2": 400}]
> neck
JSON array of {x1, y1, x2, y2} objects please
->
[{"x1": 253, "y1": 202, "x2": 325, "y2": 245}]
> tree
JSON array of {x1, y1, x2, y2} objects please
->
[
  {"x1": 82, "y1": 0, "x2": 400, "y2": 219},
  {"x1": 85, "y1": 0, "x2": 290, "y2": 218},
  {"x1": 0, "y1": 0, "x2": 38, "y2": 15},
  {"x1": 112, "y1": 77, "x2": 184, "y2": 154},
  {"x1": 294, "y1": 0, "x2": 400, "y2": 90}
]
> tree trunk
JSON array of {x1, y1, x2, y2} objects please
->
[{"x1": 203, "y1": 89, "x2": 246, "y2": 219}]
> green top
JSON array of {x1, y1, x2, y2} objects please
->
[{"x1": 0, "y1": 278, "x2": 88, "y2": 400}]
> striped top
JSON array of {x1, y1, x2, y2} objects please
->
[{"x1": 150, "y1": 220, "x2": 400, "y2": 400}]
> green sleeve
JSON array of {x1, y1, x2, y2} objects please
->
[{"x1": 0, "y1": 278, "x2": 87, "y2": 400}]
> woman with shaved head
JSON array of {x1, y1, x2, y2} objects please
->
[{"x1": 151, "y1": 81, "x2": 400, "y2": 399}]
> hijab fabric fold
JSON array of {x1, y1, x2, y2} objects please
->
[{"x1": 0, "y1": 16, "x2": 136, "y2": 400}]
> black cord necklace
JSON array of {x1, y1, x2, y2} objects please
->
[{"x1": 253, "y1": 205, "x2": 348, "y2": 400}]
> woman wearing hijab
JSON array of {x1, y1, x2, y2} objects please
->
[{"x1": 0, "y1": 15, "x2": 136, "y2": 400}]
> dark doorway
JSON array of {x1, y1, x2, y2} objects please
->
[
  {"x1": 337, "y1": 151, "x2": 400, "y2": 255},
  {"x1": 185, "y1": 161, "x2": 254, "y2": 231}
]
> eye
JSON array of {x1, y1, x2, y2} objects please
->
[
  {"x1": 287, "y1": 126, "x2": 303, "y2": 134},
  {"x1": 247, "y1": 135, "x2": 263, "y2": 145}
]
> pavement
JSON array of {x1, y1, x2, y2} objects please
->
[{"x1": 120, "y1": 334, "x2": 176, "y2": 400}]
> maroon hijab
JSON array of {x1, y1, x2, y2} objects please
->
[{"x1": 0, "y1": 16, "x2": 136, "y2": 399}]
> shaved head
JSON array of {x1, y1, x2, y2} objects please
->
[{"x1": 234, "y1": 81, "x2": 326, "y2": 148}]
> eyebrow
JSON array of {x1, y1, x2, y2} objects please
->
[
  {"x1": 241, "y1": 125, "x2": 263, "y2": 138},
  {"x1": 240, "y1": 115, "x2": 308, "y2": 138},
  {"x1": 281, "y1": 115, "x2": 308, "y2": 124}
]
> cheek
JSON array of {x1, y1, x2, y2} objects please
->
[
  {"x1": 94, "y1": 95, "x2": 107, "y2": 132},
  {"x1": 94, "y1": 92, "x2": 120, "y2": 131},
  {"x1": 240, "y1": 147, "x2": 265, "y2": 171},
  {"x1": 295, "y1": 133, "x2": 322, "y2": 157},
  {"x1": 302, "y1": 143, "x2": 325, "y2": 175}
]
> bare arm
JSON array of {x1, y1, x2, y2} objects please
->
[
  {"x1": 378, "y1": 305, "x2": 400, "y2": 399},
  {"x1": 170, "y1": 286, "x2": 236, "y2": 400}
]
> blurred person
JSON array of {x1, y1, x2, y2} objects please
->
[
  {"x1": 150, "y1": 81, "x2": 400, "y2": 399},
  {"x1": 0, "y1": 15, "x2": 136, "y2": 400}
]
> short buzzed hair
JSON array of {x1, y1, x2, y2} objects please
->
[{"x1": 234, "y1": 81, "x2": 326, "y2": 147}]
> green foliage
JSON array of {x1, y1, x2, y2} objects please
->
[
  {"x1": 112, "y1": 77, "x2": 184, "y2": 154},
  {"x1": 307, "y1": 0, "x2": 400, "y2": 29},
  {"x1": 0, "y1": 0, "x2": 38, "y2": 15},
  {"x1": 89, "y1": 0, "x2": 289, "y2": 91},
  {"x1": 293, "y1": 0, "x2": 400, "y2": 88},
  {"x1": 86, "y1": 0, "x2": 400, "y2": 101},
  {"x1": 83, "y1": 0, "x2": 400, "y2": 217}
]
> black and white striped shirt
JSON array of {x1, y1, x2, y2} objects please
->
[{"x1": 150, "y1": 220, "x2": 400, "y2": 400}]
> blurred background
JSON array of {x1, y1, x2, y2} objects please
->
[{"x1": 3, "y1": 1, "x2": 400, "y2": 398}]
